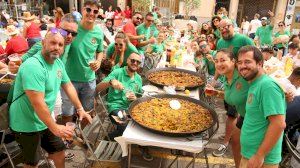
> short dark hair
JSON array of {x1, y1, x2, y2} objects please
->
[
  {"x1": 217, "y1": 48, "x2": 235, "y2": 60},
  {"x1": 133, "y1": 12, "x2": 142, "y2": 17},
  {"x1": 288, "y1": 43, "x2": 298, "y2": 49},
  {"x1": 145, "y1": 12, "x2": 154, "y2": 18},
  {"x1": 260, "y1": 47, "x2": 274, "y2": 54},
  {"x1": 84, "y1": 0, "x2": 100, "y2": 9},
  {"x1": 237, "y1": 46, "x2": 263, "y2": 63}
]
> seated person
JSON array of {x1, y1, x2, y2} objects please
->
[
  {"x1": 146, "y1": 31, "x2": 165, "y2": 54},
  {"x1": 286, "y1": 67, "x2": 300, "y2": 125},
  {"x1": 5, "y1": 25, "x2": 29, "y2": 56},
  {"x1": 106, "y1": 31, "x2": 139, "y2": 71},
  {"x1": 96, "y1": 53, "x2": 153, "y2": 161}
]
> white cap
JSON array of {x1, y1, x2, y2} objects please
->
[{"x1": 261, "y1": 17, "x2": 267, "y2": 21}]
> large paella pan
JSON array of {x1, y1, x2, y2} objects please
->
[
  {"x1": 145, "y1": 68, "x2": 204, "y2": 90},
  {"x1": 128, "y1": 94, "x2": 218, "y2": 137}
]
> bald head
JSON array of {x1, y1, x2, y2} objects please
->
[{"x1": 42, "y1": 32, "x2": 65, "y2": 63}]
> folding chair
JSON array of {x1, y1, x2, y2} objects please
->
[
  {"x1": 0, "y1": 130, "x2": 19, "y2": 168},
  {"x1": 77, "y1": 91, "x2": 122, "y2": 168}
]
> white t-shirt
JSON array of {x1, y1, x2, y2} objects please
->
[{"x1": 249, "y1": 19, "x2": 262, "y2": 34}]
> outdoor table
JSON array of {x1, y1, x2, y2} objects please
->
[{"x1": 115, "y1": 54, "x2": 215, "y2": 168}]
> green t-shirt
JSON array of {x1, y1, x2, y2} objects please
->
[
  {"x1": 241, "y1": 74, "x2": 286, "y2": 164},
  {"x1": 151, "y1": 43, "x2": 164, "y2": 53},
  {"x1": 255, "y1": 25, "x2": 273, "y2": 47},
  {"x1": 66, "y1": 24, "x2": 104, "y2": 82},
  {"x1": 10, "y1": 53, "x2": 70, "y2": 132},
  {"x1": 214, "y1": 29, "x2": 221, "y2": 40},
  {"x1": 136, "y1": 23, "x2": 151, "y2": 54},
  {"x1": 106, "y1": 42, "x2": 139, "y2": 67},
  {"x1": 204, "y1": 50, "x2": 217, "y2": 76},
  {"x1": 22, "y1": 41, "x2": 71, "y2": 65},
  {"x1": 217, "y1": 33, "x2": 254, "y2": 58},
  {"x1": 274, "y1": 30, "x2": 290, "y2": 48},
  {"x1": 223, "y1": 69, "x2": 249, "y2": 117},
  {"x1": 102, "y1": 66, "x2": 142, "y2": 113}
]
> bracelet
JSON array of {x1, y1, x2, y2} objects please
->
[{"x1": 76, "y1": 107, "x2": 84, "y2": 112}]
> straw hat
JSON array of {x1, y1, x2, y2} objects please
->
[
  {"x1": 21, "y1": 12, "x2": 36, "y2": 21},
  {"x1": 6, "y1": 25, "x2": 19, "y2": 36}
]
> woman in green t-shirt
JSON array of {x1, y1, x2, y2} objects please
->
[
  {"x1": 211, "y1": 15, "x2": 222, "y2": 41},
  {"x1": 210, "y1": 49, "x2": 249, "y2": 167},
  {"x1": 146, "y1": 31, "x2": 165, "y2": 54},
  {"x1": 273, "y1": 21, "x2": 290, "y2": 55}
]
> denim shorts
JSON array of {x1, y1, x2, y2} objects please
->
[{"x1": 61, "y1": 80, "x2": 96, "y2": 116}]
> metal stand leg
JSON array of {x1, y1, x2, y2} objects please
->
[
  {"x1": 3, "y1": 144, "x2": 15, "y2": 168},
  {"x1": 204, "y1": 148, "x2": 209, "y2": 168},
  {"x1": 167, "y1": 155, "x2": 179, "y2": 168},
  {"x1": 128, "y1": 144, "x2": 132, "y2": 168}
]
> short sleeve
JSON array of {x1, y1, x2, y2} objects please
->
[
  {"x1": 102, "y1": 69, "x2": 118, "y2": 82},
  {"x1": 255, "y1": 28, "x2": 259, "y2": 37},
  {"x1": 244, "y1": 36, "x2": 255, "y2": 46},
  {"x1": 61, "y1": 64, "x2": 70, "y2": 84},
  {"x1": 21, "y1": 63, "x2": 46, "y2": 92},
  {"x1": 106, "y1": 43, "x2": 115, "y2": 59},
  {"x1": 22, "y1": 42, "x2": 42, "y2": 62},
  {"x1": 261, "y1": 83, "x2": 286, "y2": 118}
]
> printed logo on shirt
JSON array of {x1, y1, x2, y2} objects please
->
[
  {"x1": 247, "y1": 93, "x2": 253, "y2": 104},
  {"x1": 236, "y1": 82, "x2": 242, "y2": 91},
  {"x1": 91, "y1": 38, "x2": 97, "y2": 44},
  {"x1": 57, "y1": 70, "x2": 62, "y2": 79}
]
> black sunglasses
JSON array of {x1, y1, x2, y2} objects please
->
[
  {"x1": 130, "y1": 59, "x2": 141, "y2": 65},
  {"x1": 278, "y1": 24, "x2": 284, "y2": 27},
  {"x1": 61, "y1": 28, "x2": 78, "y2": 37},
  {"x1": 136, "y1": 17, "x2": 143, "y2": 20},
  {"x1": 85, "y1": 7, "x2": 99, "y2": 14}
]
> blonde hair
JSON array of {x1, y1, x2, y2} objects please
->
[
  {"x1": 114, "y1": 31, "x2": 129, "y2": 44},
  {"x1": 55, "y1": 7, "x2": 64, "y2": 20}
]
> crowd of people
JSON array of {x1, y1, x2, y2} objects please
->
[{"x1": 0, "y1": 0, "x2": 299, "y2": 167}]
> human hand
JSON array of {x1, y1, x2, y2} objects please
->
[
  {"x1": 149, "y1": 37, "x2": 156, "y2": 44},
  {"x1": 268, "y1": 10, "x2": 274, "y2": 17},
  {"x1": 90, "y1": 60, "x2": 101, "y2": 71},
  {"x1": 206, "y1": 54, "x2": 214, "y2": 62},
  {"x1": 247, "y1": 154, "x2": 264, "y2": 168},
  {"x1": 127, "y1": 91, "x2": 137, "y2": 101},
  {"x1": 77, "y1": 109, "x2": 93, "y2": 124},
  {"x1": 8, "y1": 61, "x2": 20, "y2": 74},
  {"x1": 51, "y1": 124, "x2": 74, "y2": 139},
  {"x1": 110, "y1": 79, "x2": 124, "y2": 90}
]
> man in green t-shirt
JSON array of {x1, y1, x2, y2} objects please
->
[
  {"x1": 237, "y1": 46, "x2": 286, "y2": 167},
  {"x1": 254, "y1": 11, "x2": 275, "y2": 47},
  {"x1": 198, "y1": 40, "x2": 217, "y2": 76},
  {"x1": 10, "y1": 31, "x2": 92, "y2": 168},
  {"x1": 8, "y1": 13, "x2": 78, "y2": 73},
  {"x1": 136, "y1": 12, "x2": 156, "y2": 56},
  {"x1": 62, "y1": 0, "x2": 104, "y2": 124}
]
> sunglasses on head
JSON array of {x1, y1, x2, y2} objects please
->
[
  {"x1": 49, "y1": 27, "x2": 68, "y2": 37},
  {"x1": 85, "y1": 7, "x2": 99, "y2": 14},
  {"x1": 130, "y1": 59, "x2": 141, "y2": 65},
  {"x1": 61, "y1": 28, "x2": 77, "y2": 37},
  {"x1": 115, "y1": 43, "x2": 123, "y2": 47}
]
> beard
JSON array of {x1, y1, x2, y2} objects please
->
[
  {"x1": 127, "y1": 65, "x2": 138, "y2": 73},
  {"x1": 222, "y1": 32, "x2": 233, "y2": 40},
  {"x1": 240, "y1": 68, "x2": 259, "y2": 81}
]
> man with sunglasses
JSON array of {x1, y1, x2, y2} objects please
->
[
  {"x1": 254, "y1": 10, "x2": 275, "y2": 48},
  {"x1": 10, "y1": 30, "x2": 92, "y2": 168},
  {"x1": 62, "y1": 0, "x2": 104, "y2": 125},
  {"x1": 96, "y1": 52, "x2": 153, "y2": 161},
  {"x1": 123, "y1": 12, "x2": 145, "y2": 47},
  {"x1": 8, "y1": 13, "x2": 79, "y2": 74},
  {"x1": 136, "y1": 12, "x2": 156, "y2": 55}
]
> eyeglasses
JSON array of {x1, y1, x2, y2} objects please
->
[
  {"x1": 199, "y1": 44, "x2": 207, "y2": 49},
  {"x1": 49, "y1": 27, "x2": 67, "y2": 37},
  {"x1": 115, "y1": 43, "x2": 123, "y2": 47},
  {"x1": 130, "y1": 59, "x2": 141, "y2": 65},
  {"x1": 85, "y1": 7, "x2": 99, "y2": 14},
  {"x1": 218, "y1": 24, "x2": 231, "y2": 31},
  {"x1": 61, "y1": 28, "x2": 78, "y2": 37}
]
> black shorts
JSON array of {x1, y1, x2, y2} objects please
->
[
  {"x1": 224, "y1": 100, "x2": 238, "y2": 118},
  {"x1": 13, "y1": 128, "x2": 65, "y2": 166},
  {"x1": 236, "y1": 116, "x2": 244, "y2": 129}
]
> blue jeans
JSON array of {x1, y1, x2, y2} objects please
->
[{"x1": 61, "y1": 80, "x2": 96, "y2": 116}]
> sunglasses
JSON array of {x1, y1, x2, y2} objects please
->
[
  {"x1": 146, "y1": 19, "x2": 154, "y2": 22},
  {"x1": 61, "y1": 28, "x2": 77, "y2": 37},
  {"x1": 130, "y1": 59, "x2": 141, "y2": 65},
  {"x1": 49, "y1": 27, "x2": 68, "y2": 37},
  {"x1": 85, "y1": 7, "x2": 99, "y2": 14},
  {"x1": 115, "y1": 43, "x2": 123, "y2": 47},
  {"x1": 278, "y1": 24, "x2": 284, "y2": 27},
  {"x1": 136, "y1": 17, "x2": 143, "y2": 20},
  {"x1": 200, "y1": 44, "x2": 207, "y2": 49}
]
